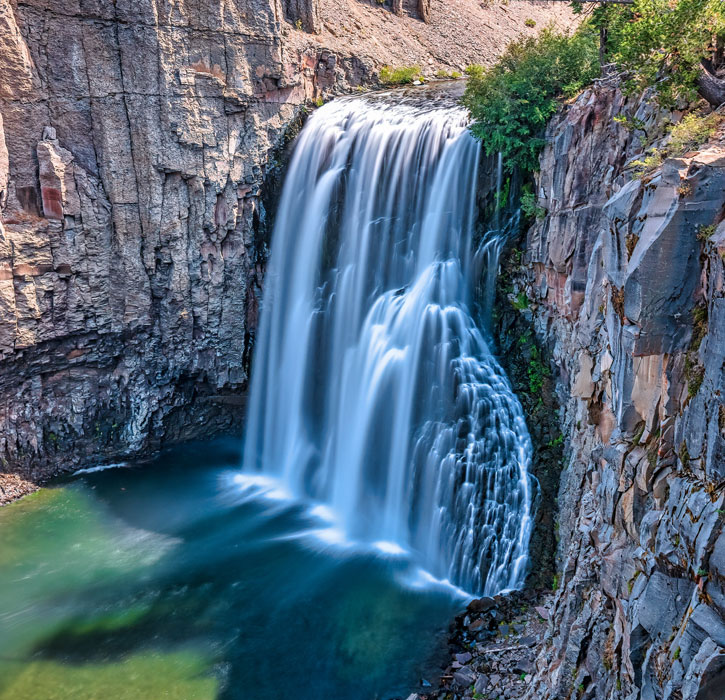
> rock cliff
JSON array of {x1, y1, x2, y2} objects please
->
[
  {"x1": 0, "y1": 0, "x2": 575, "y2": 502},
  {"x1": 509, "y1": 86, "x2": 725, "y2": 700}
]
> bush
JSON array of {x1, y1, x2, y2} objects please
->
[
  {"x1": 668, "y1": 113, "x2": 723, "y2": 156},
  {"x1": 524, "y1": 18, "x2": 536, "y2": 28},
  {"x1": 379, "y1": 65, "x2": 422, "y2": 85},
  {"x1": 435, "y1": 69, "x2": 463, "y2": 80},
  {"x1": 520, "y1": 186, "x2": 546, "y2": 220},
  {"x1": 629, "y1": 149, "x2": 664, "y2": 179},
  {"x1": 462, "y1": 28, "x2": 600, "y2": 173}
]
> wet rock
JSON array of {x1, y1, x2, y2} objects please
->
[
  {"x1": 469, "y1": 618, "x2": 485, "y2": 632},
  {"x1": 468, "y1": 597, "x2": 497, "y2": 613}
]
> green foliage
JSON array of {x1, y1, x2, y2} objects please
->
[
  {"x1": 524, "y1": 18, "x2": 536, "y2": 28},
  {"x1": 547, "y1": 433, "x2": 564, "y2": 449},
  {"x1": 699, "y1": 224, "x2": 717, "y2": 241},
  {"x1": 435, "y1": 69, "x2": 463, "y2": 79},
  {"x1": 669, "y1": 113, "x2": 723, "y2": 156},
  {"x1": 527, "y1": 345, "x2": 550, "y2": 396},
  {"x1": 629, "y1": 149, "x2": 664, "y2": 179},
  {"x1": 462, "y1": 28, "x2": 600, "y2": 173},
  {"x1": 512, "y1": 291, "x2": 529, "y2": 311},
  {"x1": 613, "y1": 113, "x2": 647, "y2": 137},
  {"x1": 379, "y1": 65, "x2": 422, "y2": 85},
  {"x1": 606, "y1": 0, "x2": 725, "y2": 107},
  {"x1": 521, "y1": 186, "x2": 546, "y2": 220}
]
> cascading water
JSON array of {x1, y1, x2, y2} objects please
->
[{"x1": 243, "y1": 94, "x2": 534, "y2": 596}]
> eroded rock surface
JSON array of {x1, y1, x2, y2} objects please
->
[{"x1": 508, "y1": 86, "x2": 725, "y2": 700}]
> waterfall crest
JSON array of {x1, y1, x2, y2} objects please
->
[{"x1": 243, "y1": 96, "x2": 533, "y2": 595}]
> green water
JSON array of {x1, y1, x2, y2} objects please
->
[{"x1": 0, "y1": 441, "x2": 461, "y2": 699}]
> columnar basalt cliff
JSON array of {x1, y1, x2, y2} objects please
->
[
  {"x1": 0, "y1": 0, "x2": 351, "y2": 499},
  {"x1": 0, "y1": 0, "x2": 575, "y2": 501},
  {"x1": 508, "y1": 86, "x2": 725, "y2": 700}
]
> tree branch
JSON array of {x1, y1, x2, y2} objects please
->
[{"x1": 697, "y1": 60, "x2": 725, "y2": 107}]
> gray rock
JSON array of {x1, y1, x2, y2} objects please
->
[
  {"x1": 513, "y1": 658, "x2": 534, "y2": 675},
  {"x1": 474, "y1": 674, "x2": 490, "y2": 694},
  {"x1": 452, "y1": 665, "x2": 475, "y2": 687}
]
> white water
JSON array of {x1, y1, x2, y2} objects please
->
[{"x1": 242, "y1": 96, "x2": 533, "y2": 595}]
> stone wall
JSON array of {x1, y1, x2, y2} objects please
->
[
  {"x1": 0, "y1": 0, "x2": 377, "y2": 496},
  {"x1": 509, "y1": 86, "x2": 725, "y2": 700}
]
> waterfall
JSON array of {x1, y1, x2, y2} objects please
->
[{"x1": 243, "y1": 95, "x2": 534, "y2": 596}]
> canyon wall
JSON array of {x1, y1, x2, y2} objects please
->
[
  {"x1": 0, "y1": 0, "x2": 357, "y2": 498},
  {"x1": 0, "y1": 0, "x2": 575, "y2": 501},
  {"x1": 511, "y1": 86, "x2": 725, "y2": 700}
]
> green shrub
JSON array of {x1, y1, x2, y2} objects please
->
[
  {"x1": 435, "y1": 69, "x2": 463, "y2": 80},
  {"x1": 521, "y1": 186, "x2": 546, "y2": 220},
  {"x1": 524, "y1": 18, "x2": 536, "y2": 28},
  {"x1": 668, "y1": 113, "x2": 723, "y2": 157},
  {"x1": 629, "y1": 149, "x2": 664, "y2": 179},
  {"x1": 379, "y1": 65, "x2": 422, "y2": 85},
  {"x1": 462, "y1": 28, "x2": 600, "y2": 173},
  {"x1": 512, "y1": 291, "x2": 529, "y2": 310}
]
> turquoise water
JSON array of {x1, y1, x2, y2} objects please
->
[{"x1": 0, "y1": 440, "x2": 461, "y2": 700}]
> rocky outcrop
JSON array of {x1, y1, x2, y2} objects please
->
[
  {"x1": 509, "y1": 86, "x2": 725, "y2": 700},
  {"x1": 0, "y1": 0, "x2": 376, "y2": 499}
]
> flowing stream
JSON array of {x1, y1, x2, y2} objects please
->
[{"x1": 243, "y1": 95, "x2": 533, "y2": 596}]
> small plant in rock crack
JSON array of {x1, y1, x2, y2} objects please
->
[
  {"x1": 614, "y1": 114, "x2": 647, "y2": 134},
  {"x1": 511, "y1": 291, "x2": 529, "y2": 311},
  {"x1": 698, "y1": 224, "x2": 716, "y2": 241},
  {"x1": 547, "y1": 433, "x2": 564, "y2": 448},
  {"x1": 521, "y1": 187, "x2": 546, "y2": 220}
]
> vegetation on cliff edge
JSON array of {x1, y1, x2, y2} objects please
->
[{"x1": 463, "y1": 0, "x2": 725, "y2": 175}]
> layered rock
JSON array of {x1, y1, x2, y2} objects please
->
[
  {"x1": 510, "y1": 86, "x2": 725, "y2": 700},
  {"x1": 0, "y1": 0, "x2": 377, "y2": 499}
]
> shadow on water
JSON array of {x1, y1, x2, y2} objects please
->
[{"x1": 0, "y1": 440, "x2": 461, "y2": 700}]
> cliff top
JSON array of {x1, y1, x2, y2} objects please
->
[{"x1": 286, "y1": 0, "x2": 578, "y2": 74}]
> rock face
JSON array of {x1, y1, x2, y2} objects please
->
[
  {"x1": 510, "y1": 86, "x2": 725, "y2": 700},
  {"x1": 0, "y1": 0, "x2": 576, "y2": 500},
  {"x1": 0, "y1": 0, "x2": 375, "y2": 494}
]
